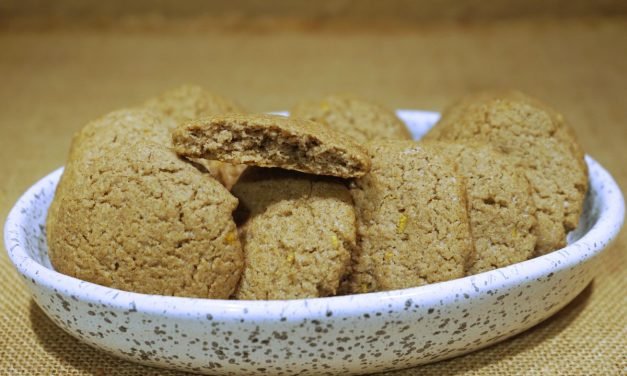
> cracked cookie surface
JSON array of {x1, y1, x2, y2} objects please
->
[
  {"x1": 346, "y1": 141, "x2": 473, "y2": 293},
  {"x1": 47, "y1": 141, "x2": 243, "y2": 298},
  {"x1": 425, "y1": 90, "x2": 587, "y2": 254},
  {"x1": 232, "y1": 167, "x2": 355, "y2": 300},
  {"x1": 291, "y1": 95, "x2": 412, "y2": 144},
  {"x1": 434, "y1": 142, "x2": 537, "y2": 274},
  {"x1": 172, "y1": 113, "x2": 371, "y2": 178},
  {"x1": 49, "y1": 109, "x2": 174, "y2": 233}
]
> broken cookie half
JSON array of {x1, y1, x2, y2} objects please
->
[{"x1": 171, "y1": 113, "x2": 371, "y2": 178}]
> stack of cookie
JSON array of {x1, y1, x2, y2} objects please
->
[{"x1": 46, "y1": 87, "x2": 588, "y2": 300}]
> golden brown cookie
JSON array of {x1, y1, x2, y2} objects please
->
[
  {"x1": 172, "y1": 113, "x2": 371, "y2": 178},
  {"x1": 433, "y1": 142, "x2": 537, "y2": 275},
  {"x1": 47, "y1": 141, "x2": 244, "y2": 298},
  {"x1": 346, "y1": 141, "x2": 473, "y2": 293},
  {"x1": 143, "y1": 85, "x2": 247, "y2": 189},
  {"x1": 290, "y1": 95, "x2": 412, "y2": 143},
  {"x1": 232, "y1": 167, "x2": 355, "y2": 300},
  {"x1": 425, "y1": 90, "x2": 588, "y2": 254}
]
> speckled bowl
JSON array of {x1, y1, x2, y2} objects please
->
[{"x1": 4, "y1": 111, "x2": 624, "y2": 375}]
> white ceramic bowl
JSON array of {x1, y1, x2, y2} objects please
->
[{"x1": 4, "y1": 110, "x2": 624, "y2": 375}]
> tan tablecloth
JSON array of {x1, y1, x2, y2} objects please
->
[{"x1": 1, "y1": 17, "x2": 625, "y2": 375}]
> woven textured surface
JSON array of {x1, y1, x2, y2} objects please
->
[{"x1": 1, "y1": 17, "x2": 626, "y2": 375}]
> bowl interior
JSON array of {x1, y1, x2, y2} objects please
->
[
  {"x1": 4, "y1": 110, "x2": 624, "y2": 318},
  {"x1": 17, "y1": 169, "x2": 60, "y2": 269}
]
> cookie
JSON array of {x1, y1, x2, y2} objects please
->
[
  {"x1": 433, "y1": 142, "x2": 537, "y2": 274},
  {"x1": 346, "y1": 141, "x2": 473, "y2": 293},
  {"x1": 290, "y1": 95, "x2": 412, "y2": 143},
  {"x1": 172, "y1": 113, "x2": 371, "y2": 178},
  {"x1": 143, "y1": 84, "x2": 244, "y2": 123},
  {"x1": 144, "y1": 85, "x2": 247, "y2": 189},
  {"x1": 425, "y1": 90, "x2": 588, "y2": 254},
  {"x1": 232, "y1": 167, "x2": 355, "y2": 300},
  {"x1": 47, "y1": 141, "x2": 244, "y2": 298}
]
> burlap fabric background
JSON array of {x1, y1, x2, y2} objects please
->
[{"x1": 0, "y1": 8, "x2": 625, "y2": 375}]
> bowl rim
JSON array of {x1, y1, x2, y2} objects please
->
[{"x1": 4, "y1": 112, "x2": 624, "y2": 322}]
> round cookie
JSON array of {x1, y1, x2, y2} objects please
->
[
  {"x1": 425, "y1": 90, "x2": 588, "y2": 254},
  {"x1": 231, "y1": 167, "x2": 355, "y2": 300},
  {"x1": 144, "y1": 84, "x2": 248, "y2": 189},
  {"x1": 346, "y1": 140, "x2": 473, "y2": 293},
  {"x1": 433, "y1": 142, "x2": 537, "y2": 275},
  {"x1": 291, "y1": 95, "x2": 412, "y2": 144},
  {"x1": 47, "y1": 141, "x2": 244, "y2": 298}
]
